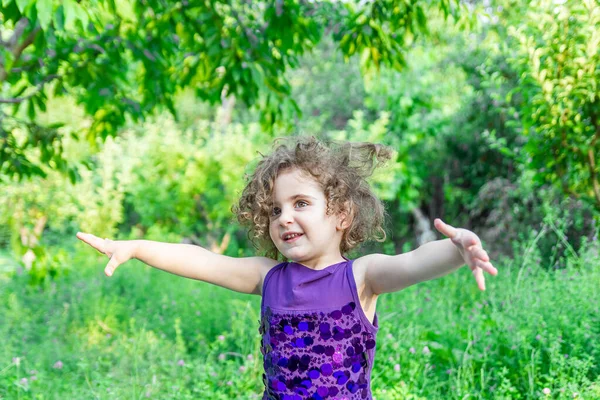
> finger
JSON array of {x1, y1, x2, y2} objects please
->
[
  {"x1": 467, "y1": 237, "x2": 479, "y2": 249},
  {"x1": 473, "y1": 248, "x2": 489, "y2": 262},
  {"x1": 105, "y1": 256, "x2": 120, "y2": 277},
  {"x1": 434, "y1": 218, "x2": 458, "y2": 239},
  {"x1": 476, "y1": 260, "x2": 498, "y2": 276},
  {"x1": 472, "y1": 266, "x2": 486, "y2": 291},
  {"x1": 76, "y1": 232, "x2": 106, "y2": 253}
]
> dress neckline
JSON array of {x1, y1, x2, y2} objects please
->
[{"x1": 289, "y1": 257, "x2": 349, "y2": 272}]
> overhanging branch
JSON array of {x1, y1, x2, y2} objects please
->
[
  {"x1": 0, "y1": 74, "x2": 61, "y2": 104},
  {"x1": 0, "y1": 18, "x2": 41, "y2": 82}
]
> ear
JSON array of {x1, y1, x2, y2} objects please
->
[{"x1": 336, "y1": 201, "x2": 353, "y2": 231}]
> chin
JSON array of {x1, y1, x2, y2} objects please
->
[{"x1": 282, "y1": 248, "x2": 308, "y2": 262}]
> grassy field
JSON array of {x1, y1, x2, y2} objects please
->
[{"x1": 1, "y1": 239, "x2": 599, "y2": 399}]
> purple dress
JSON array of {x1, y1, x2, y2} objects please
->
[{"x1": 260, "y1": 258, "x2": 379, "y2": 400}]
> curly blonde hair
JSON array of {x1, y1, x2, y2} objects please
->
[{"x1": 233, "y1": 136, "x2": 393, "y2": 260}]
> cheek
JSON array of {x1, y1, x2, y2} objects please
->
[{"x1": 268, "y1": 220, "x2": 277, "y2": 241}]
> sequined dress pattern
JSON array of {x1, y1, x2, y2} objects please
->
[{"x1": 260, "y1": 260, "x2": 378, "y2": 400}]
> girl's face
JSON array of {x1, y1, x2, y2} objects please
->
[{"x1": 269, "y1": 168, "x2": 346, "y2": 268}]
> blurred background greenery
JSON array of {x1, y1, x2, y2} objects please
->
[{"x1": 1, "y1": 0, "x2": 599, "y2": 398}]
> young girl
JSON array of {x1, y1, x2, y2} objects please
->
[{"x1": 77, "y1": 136, "x2": 497, "y2": 400}]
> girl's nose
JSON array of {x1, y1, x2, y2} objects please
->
[{"x1": 279, "y1": 208, "x2": 294, "y2": 225}]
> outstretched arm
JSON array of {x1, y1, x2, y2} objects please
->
[
  {"x1": 361, "y1": 219, "x2": 497, "y2": 295},
  {"x1": 76, "y1": 233, "x2": 278, "y2": 295}
]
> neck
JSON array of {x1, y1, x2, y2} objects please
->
[{"x1": 290, "y1": 252, "x2": 346, "y2": 270}]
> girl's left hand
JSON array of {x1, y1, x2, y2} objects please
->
[{"x1": 434, "y1": 218, "x2": 498, "y2": 291}]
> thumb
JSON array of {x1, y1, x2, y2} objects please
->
[{"x1": 434, "y1": 218, "x2": 458, "y2": 239}]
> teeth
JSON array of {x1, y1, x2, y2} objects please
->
[{"x1": 285, "y1": 233, "x2": 301, "y2": 240}]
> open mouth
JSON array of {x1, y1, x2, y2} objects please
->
[{"x1": 283, "y1": 233, "x2": 303, "y2": 243}]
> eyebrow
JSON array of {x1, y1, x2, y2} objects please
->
[{"x1": 273, "y1": 194, "x2": 317, "y2": 206}]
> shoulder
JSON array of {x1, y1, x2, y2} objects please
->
[
  {"x1": 353, "y1": 253, "x2": 388, "y2": 273},
  {"x1": 253, "y1": 256, "x2": 282, "y2": 277},
  {"x1": 350, "y1": 254, "x2": 381, "y2": 291},
  {"x1": 352, "y1": 253, "x2": 395, "y2": 294},
  {"x1": 252, "y1": 257, "x2": 285, "y2": 296}
]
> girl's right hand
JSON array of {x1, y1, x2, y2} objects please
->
[{"x1": 76, "y1": 232, "x2": 137, "y2": 277}]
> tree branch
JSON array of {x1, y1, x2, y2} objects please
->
[
  {"x1": 12, "y1": 27, "x2": 41, "y2": 66},
  {"x1": 587, "y1": 102, "x2": 600, "y2": 206},
  {"x1": 588, "y1": 147, "x2": 600, "y2": 206},
  {"x1": 0, "y1": 74, "x2": 60, "y2": 103},
  {"x1": 7, "y1": 18, "x2": 30, "y2": 48},
  {"x1": 0, "y1": 19, "x2": 41, "y2": 82}
]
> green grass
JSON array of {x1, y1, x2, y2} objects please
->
[{"x1": 1, "y1": 242, "x2": 599, "y2": 399}]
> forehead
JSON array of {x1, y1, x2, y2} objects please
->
[{"x1": 272, "y1": 168, "x2": 323, "y2": 199}]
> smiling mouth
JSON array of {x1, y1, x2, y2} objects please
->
[{"x1": 283, "y1": 233, "x2": 304, "y2": 243}]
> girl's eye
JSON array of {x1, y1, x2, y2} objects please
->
[
  {"x1": 271, "y1": 207, "x2": 281, "y2": 216},
  {"x1": 296, "y1": 200, "x2": 308, "y2": 208}
]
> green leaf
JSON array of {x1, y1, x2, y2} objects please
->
[
  {"x1": 53, "y1": 4, "x2": 64, "y2": 30},
  {"x1": 35, "y1": 0, "x2": 53, "y2": 30},
  {"x1": 27, "y1": 99, "x2": 35, "y2": 119},
  {"x1": 15, "y1": 0, "x2": 29, "y2": 13},
  {"x1": 106, "y1": 0, "x2": 116, "y2": 14},
  {"x1": 416, "y1": 5, "x2": 428, "y2": 32},
  {"x1": 35, "y1": 95, "x2": 47, "y2": 112},
  {"x1": 68, "y1": 167, "x2": 78, "y2": 184},
  {"x1": 2, "y1": 49, "x2": 14, "y2": 72},
  {"x1": 63, "y1": 0, "x2": 76, "y2": 31},
  {"x1": 74, "y1": 2, "x2": 89, "y2": 30}
]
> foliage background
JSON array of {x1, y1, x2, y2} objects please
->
[{"x1": 1, "y1": 0, "x2": 599, "y2": 398}]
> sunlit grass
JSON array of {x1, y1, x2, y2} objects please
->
[{"x1": 1, "y1": 241, "x2": 599, "y2": 399}]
